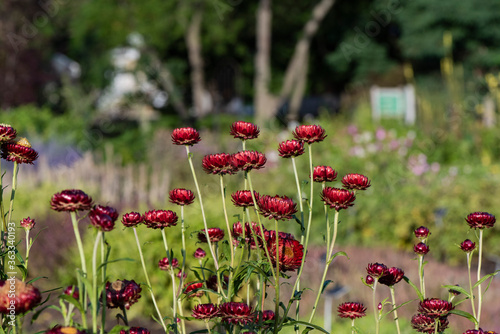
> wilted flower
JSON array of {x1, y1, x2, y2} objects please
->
[
  {"x1": 192, "y1": 303, "x2": 219, "y2": 320},
  {"x1": 1, "y1": 138, "x2": 38, "y2": 164},
  {"x1": 0, "y1": 279, "x2": 41, "y2": 314},
  {"x1": 50, "y1": 189, "x2": 93, "y2": 212},
  {"x1": 89, "y1": 205, "x2": 118, "y2": 232},
  {"x1": 312, "y1": 166, "x2": 337, "y2": 182},
  {"x1": 418, "y1": 298, "x2": 454, "y2": 318},
  {"x1": 267, "y1": 237, "x2": 304, "y2": 272},
  {"x1": 184, "y1": 282, "x2": 204, "y2": 298},
  {"x1": 230, "y1": 121, "x2": 260, "y2": 140},
  {"x1": 465, "y1": 212, "x2": 496, "y2": 229},
  {"x1": 194, "y1": 248, "x2": 206, "y2": 259},
  {"x1": 202, "y1": 153, "x2": 237, "y2": 175},
  {"x1": 337, "y1": 302, "x2": 367, "y2": 319},
  {"x1": 366, "y1": 263, "x2": 388, "y2": 278},
  {"x1": 143, "y1": 210, "x2": 178, "y2": 229},
  {"x1": 45, "y1": 326, "x2": 86, "y2": 334},
  {"x1": 219, "y1": 302, "x2": 254, "y2": 325},
  {"x1": 121, "y1": 212, "x2": 143, "y2": 227},
  {"x1": 460, "y1": 239, "x2": 476, "y2": 253},
  {"x1": 198, "y1": 228, "x2": 225, "y2": 243},
  {"x1": 341, "y1": 173, "x2": 371, "y2": 190},
  {"x1": 292, "y1": 125, "x2": 327, "y2": 144},
  {"x1": 278, "y1": 140, "x2": 305, "y2": 158},
  {"x1": 378, "y1": 267, "x2": 405, "y2": 286},
  {"x1": 106, "y1": 280, "x2": 142, "y2": 310},
  {"x1": 158, "y1": 257, "x2": 179, "y2": 270},
  {"x1": 231, "y1": 190, "x2": 257, "y2": 207},
  {"x1": 411, "y1": 313, "x2": 449, "y2": 333},
  {"x1": 414, "y1": 226, "x2": 430, "y2": 240},
  {"x1": 119, "y1": 328, "x2": 150, "y2": 334},
  {"x1": 20, "y1": 217, "x2": 36, "y2": 230},
  {"x1": 258, "y1": 194, "x2": 297, "y2": 220},
  {"x1": 169, "y1": 188, "x2": 195, "y2": 206},
  {"x1": 321, "y1": 187, "x2": 356, "y2": 211},
  {"x1": 62, "y1": 285, "x2": 79, "y2": 300},
  {"x1": 171, "y1": 127, "x2": 201, "y2": 146},
  {"x1": 0, "y1": 124, "x2": 17, "y2": 142},
  {"x1": 414, "y1": 242, "x2": 430, "y2": 255},
  {"x1": 232, "y1": 151, "x2": 266, "y2": 171}
]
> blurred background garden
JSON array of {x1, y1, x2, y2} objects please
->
[{"x1": 2, "y1": 0, "x2": 500, "y2": 332}]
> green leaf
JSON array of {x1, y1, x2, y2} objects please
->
[
  {"x1": 327, "y1": 251, "x2": 348, "y2": 264},
  {"x1": 448, "y1": 309, "x2": 478, "y2": 325},
  {"x1": 381, "y1": 298, "x2": 418, "y2": 319},
  {"x1": 442, "y1": 284, "x2": 471, "y2": 298},
  {"x1": 97, "y1": 257, "x2": 135, "y2": 271},
  {"x1": 321, "y1": 280, "x2": 334, "y2": 294},
  {"x1": 472, "y1": 270, "x2": 500, "y2": 289},
  {"x1": 403, "y1": 276, "x2": 424, "y2": 301},
  {"x1": 26, "y1": 276, "x2": 48, "y2": 285}
]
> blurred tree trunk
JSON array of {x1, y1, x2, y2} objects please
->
[{"x1": 254, "y1": 0, "x2": 336, "y2": 125}]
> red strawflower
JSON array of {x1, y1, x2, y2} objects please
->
[
  {"x1": 232, "y1": 151, "x2": 266, "y2": 171},
  {"x1": 260, "y1": 310, "x2": 275, "y2": 322},
  {"x1": 0, "y1": 124, "x2": 17, "y2": 142},
  {"x1": 93, "y1": 205, "x2": 119, "y2": 221},
  {"x1": 177, "y1": 270, "x2": 187, "y2": 279},
  {"x1": 51, "y1": 189, "x2": 93, "y2": 212},
  {"x1": 464, "y1": 330, "x2": 498, "y2": 334},
  {"x1": 321, "y1": 187, "x2": 356, "y2": 211},
  {"x1": 465, "y1": 212, "x2": 496, "y2": 229},
  {"x1": 292, "y1": 125, "x2": 327, "y2": 144},
  {"x1": 268, "y1": 237, "x2": 304, "y2": 272},
  {"x1": 120, "y1": 328, "x2": 150, "y2": 334},
  {"x1": 231, "y1": 190, "x2": 257, "y2": 207},
  {"x1": 202, "y1": 153, "x2": 237, "y2": 175},
  {"x1": 143, "y1": 210, "x2": 178, "y2": 229},
  {"x1": 414, "y1": 242, "x2": 430, "y2": 255},
  {"x1": 366, "y1": 263, "x2": 388, "y2": 278},
  {"x1": 341, "y1": 173, "x2": 371, "y2": 190},
  {"x1": 219, "y1": 302, "x2": 254, "y2": 325},
  {"x1": 198, "y1": 228, "x2": 225, "y2": 243},
  {"x1": 169, "y1": 188, "x2": 195, "y2": 206},
  {"x1": 158, "y1": 257, "x2": 179, "y2": 270},
  {"x1": 418, "y1": 298, "x2": 454, "y2": 318},
  {"x1": 45, "y1": 326, "x2": 86, "y2": 334},
  {"x1": 232, "y1": 222, "x2": 253, "y2": 244},
  {"x1": 106, "y1": 280, "x2": 142, "y2": 310},
  {"x1": 312, "y1": 166, "x2": 337, "y2": 182},
  {"x1": 184, "y1": 282, "x2": 204, "y2": 298},
  {"x1": 0, "y1": 279, "x2": 41, "y2": 314},
  {"x1": 460, "y1": 239, "x2": 476, "y2": 253},
  {"x1": 89, "y1": 206, "x2": 116, "y2": 232},
  {"x1": 337, "y1": 302, "x2": 367, "y2": 319},
  {"x1": 194, "y1": 248, "x2": 206, "y2": 259},
  {"x1": 192, "y1": 303, "x2": 220, "y2": 320},
  {"x1": 63, "y1": 285, "x2": 79, "y2": 300},
  {"x1": 20, "y1": 217, "x2": 35, "y2": 230},
  {"x1": 378, "y1": 267, "x2": 405, "y2": 286},
  {"x1": 229, "y1": 121, "x2": 260, "y2": 140},
  {"x1": 365, "y1": 275, "x2": 374, "y2": 285},
  {"x1": 1, "y1": 138, "x2": 38, "y2": 164},
  {"x1": 278, "y1": 140, "x2": 304, "y2": 158},
  {"x1": 411, "y1": 313, "x2": 449, "y2": 333},
  {"x1": 121, "y1": 212, "x2": 143, "y2": 227},
  {"x1": 258, "y1": 194, "x2": 298, "y2": 220},
  {"x1": 171, "y1": 127, "x2": 201, "y2": 146},
  {"x1": 414, "y1": 226, "x2": 430, "y2": 240}
]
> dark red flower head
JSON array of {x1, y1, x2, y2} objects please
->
[
  {"x1": 312, "y1": 166, "x2": 337, "y2": 183},
  {"x1": 219, "y1": 302, "x2": 254, "y2": 325},
  {"x1": 231, "y1": 190, "x2": 257, "y2": 207},
  {"x1": 278, "y1": 140, "x2": 304, "y2": 158},
  {"x1": 418, "y1": 298, "x2": 454, "y2": 318},
  {"x1": 202, "y1": 153, "x2": 237, "y2": 175},
  {"x1": 198, "y1": 228, "x2": 225, "y2": 243},
  {"x1": 341, "y1": 173, "x2": 371, "y2": 190},
  {"x1": 378, "y1": 267, "x2": 405, "y2": 286},
  {"x1": 20, "y1": 217, "x2": 36, "y2": 230},
  {"x1": 192, "y1": 303, "x2": 220, "y2": 320},
  {"x1": 89, "y1": 205, "x2": 118, "y2": 232},
  {"x1": 232, "y1": 222, "x2": 253, "y2": 244},
  {"x1": 184, "y1": 282, "x2": 204, "y2": 298},
  {"x1": 106, "y1": 279, "x2": 142, "y2": 310},
  {"x1": 411, "y1": 313, "x2": 449, "y2": 333},
  {"x1": 169, "y1": 188, "x2": 195, "y2": 206},
  {"x1": 232, "y1": 151, "x2": 266, "y2": 172},
  {"x1": 158, "y1": 257, "x2": 179, "y2": 270},
  {"x1": 45, "y1": 326, "x2": 86, "y2": 334},
  {"x1": 171, "y1": 127, "x2": 201, "y2": 146},
  {"x1": 257, "y1": 194, "x2": 298, "y2": 221},
  {"x1": 463, "y1": 330, "x2": 498, "y2": 334},
  {"x1": 121, "y1": 212, "x2": 143, "y2": 227},
  {"x1": 1, "y1": 138, "x2": 38, "y2": 164},
  {"x1": 63, "y1": 285, "x2": 79, "y2": 300},
  {"x1": 292, "y1": 125, "x2": 327, "y2": 144},
  {"x1": 460, "y1": 239, "x2": 476, "y2": 253},
  {"x1": 260, "y1": 310, "x2": 275, "y2": 322},
  {"x1": 365, "y1": 275, "x2": 374, "y2": 285},
  {"x1": 414, "y1": 226, "x2": 430, "y2": 240},
  {"x1": 206, "y1": 275, "x2": 229, "y2": 291},
  {"x1": 366, "y1": 263, "x2": 389, "y2": 278},
  {"x1": 321, "y1": 187, "x2": 356, "y2": 211},
  {"x1": 414, "y1": 242, "x2": 430, "y2": 255},
  {"x1": 194, "y1": 248, "x2": 206, "y2": 259},
  {"x1": 0, "y1": 124, "x2": 17, "y2": 142},
  {"x1": 465, "y1": 212, "x2": 496, "y2": 229},
  {"x1": 0, "y1": 279, "x2": 41, "y2": 314},
  {"x1": 120, "y1": 327, "x2": 150, "y2": 334},
  {"x1": 337, "y1": 302, "x2": 367, "y2": 319},
  {"x1": 267, "y1": 237, "x2": 304, "y2": 272},
  {"x1": 230, "y1": 121, "x2": 260, "y2": 140},
  {"x1": 51, "y1": 189, "x2": 93, "y2": 212},
  {"x1": 143, "y1": 210, "x2": 178, "y2": 229}
]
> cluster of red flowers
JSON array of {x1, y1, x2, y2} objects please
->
[
  {"x1": 411, "y1": 298, "x2": 454, "y2": 333},
  {"x1": 413, "y1": 225, "x2": 430, "y2": 255},
  {"x1": 192, "y1": 302, "x2": 267, "y2": 325},
  {"x1": 0, "y1": 124, "x2": 38, "y2": 165},
  {"x1": 105, "y1": 279, "x2": 142, "y2": 310},
  {"x1": 365, "y1": 262, "x2": 404, "y2": 286}
]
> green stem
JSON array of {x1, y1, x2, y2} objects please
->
[
  {"x1": 418, "y1": 254, "x2": 426, "y2": 299},
  {"x1": 161, "y1": 229, "x2": 178, "y2": 331},
  {"x1": 91, "y1": 231, "x2": 102, "y2": 334},
  {"x1": 70, "y1": 210, "x2": 88, "y2": 324},
  {"x1": 466, "y1": 253, "x2": 477, "y2": 323},
  {"x1": 101, "y1": 234, "x2": 107, "y2": 333},
  {"x1": 220, "y1": 175, "x2": 236, "y2": 300},
  {"x1": 434, "y1": 318, "x2": 438, "y2": 334},
  {"x1": 390, "y1": 286, "x2": 401, "y2": 334},
  {"x1": 132, "y1": 227, "x2": 167, "y2": 332},
  {"x1": 24, "y1": 230, "x2": 31, "y2": 278},
  {"x1": 179, "y1": 206, "x2": 187, "y2": 296},
  {"x1": 373, "y1": 279, "x2": 380, "y2": 334},
  {"x1": 6, "y1": 162, "x2": 18, "y2": 231},
  {"x1": 476, "y1": 229, "x2": 484, "y2": 328},
  {"x1": 351, "y1": 318, "x2": 355, "y2": 334},
  {"x1": 273, "y1": 219, "x2": 280, "y2": 334}
]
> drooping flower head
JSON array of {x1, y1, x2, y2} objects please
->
[
  {"x1": 63, "y1": 285, "x2": 79, "y2": 300},
  {"x1": 460, "y1": 239, "x2": 476, "y2": 253},
  {"x1": 51, "y1": 189, "x2": 93, "y2": 212},
  {"x1": 89, "y1": 205, "x2": 119, "y2": 232},
  {"x1": 0, "y1": 279, "x2": 41, "y2": 314},
  {"x1": 312, "y1": 166, "x2": 337, "y2": 183},
  {"x1": 192, "y1": 303, "x2": 220, "y2": 320},
  {"x1": 337, "y1": 302, "x2": 367, "y2": 319},
  {"x1": 20, "y1": 217, "x2": 36, "y2": 230},
  {"x1": 120, "y1": 327, "x2": 150, "y2": 334},
  {"x1": 171, "y1": 127, "x2": 201, "y2": 146},
  {"x1": 414, "y1": 226, "x2": 430, "y2": 240},
  {"x1": 465, "y1": 212, "x2": 496, "y2": 229},
  {"x1": 231, "y1": 190, "x2": 257, "y2": 208},
  {"x1": 414, "y1": 242, "x2": 430, "y2": 255},
  {"x1": 341, "y1": 173, "x2": 371, "y2": 190},
  {"x1": 169, "y1": 188, "x2": 195, "y2": 206},
  {"x1": 45, "y1": 326, "x2": 87, "y2": 334},
  {"x1": 378, "y1": 267, "x2": 405, "y2": 286},
  {"x1": 121, "y1": 212, "x2": 143, "y2": 227},
  {"x1": 292, "y1": 125, "x2": 327, "y2": 144},
  {"x1": 184, "y1": 282, "x2": 204, "y2": 298},
  {"x1": 202, "y1": 153, "x2": 237, "y2": 175},
  {"x1": 411, "y1": 313, "x2": 449, "y2": 333},
  {"x1": 232, "y1": 151, "x2": 266, "y2": 172},
  {"x1": 158, "y1": 257, "x2": 179, "y2": 270},
  {"x1": 143, "y1": 210, "x2": 178, "y2": 229},
  {"x1": 267, "y1": 237, "x2": 304, "y2": 272},
  {"x1": 1, "y1": 137, "x2": 38, "y2": 164},
  {"x1": 278, "y1": 140, "x2": 304, "y2": 158},
  {"x1": 230, "y1": 121, "x2": 260, "y2": 140},
  {"x1": 219, "y1": 302, "x2": 254, "y2": 325},
  {"x1": 106, "y1": 279, "x2": 142, "y2": 310},
  {"x1": 258, "y1": 194, "x2": 297, "y2": 220},
  {"x1": 194, "y1": 248, "x2": 207, "y2": 259},
  {"x1": 321, "y1": 187, "x2": 356, "y2": 211},
  {"x1": 198, "y1": 228, "x2": 225, "y2": 243},
  {"x1": 418, "y1": 298, "x2": 454, "y2": 318},
  {"x1": 366, "y1": 263, "x2": 389, "y2": 278},
  {"x1": 0, "y1": 124, "x2": 17, "y2": 142}
]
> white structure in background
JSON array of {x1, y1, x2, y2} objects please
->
[
  {"x1": 51, "y1": 53, "x2": 82, "y2": 80},
  {"x1": 370, "y1": 85, "x2": 416, "y2": 125}
]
